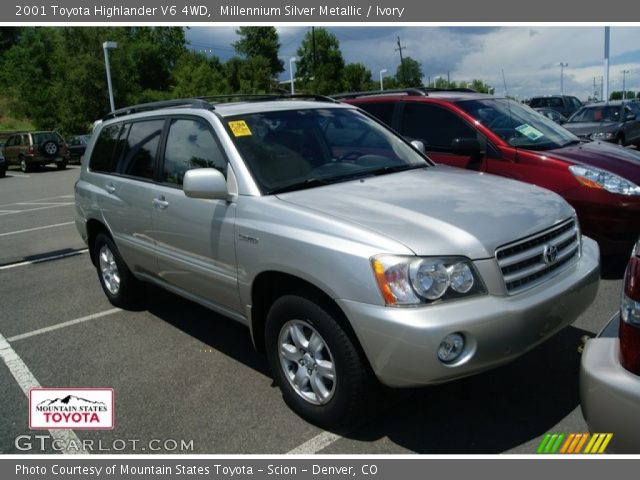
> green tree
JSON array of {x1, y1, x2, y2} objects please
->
[
  {"x1": 342, "y1": 63, "x2": 374, "y2": 92},
  {"x1": 171, "y1": 51, "x2": 227, "y2": 97},
  {"x1": 233, "y1": 27, "x2": 284, "y2": 76},
  {"x1": 224, "y1": 56, "x2": 274, "y2": 94},
  {"x1": 395, "y1": 57, "x2": 423, "y2": 87},
  {"x1": 296, "y1": 28, "x2": 345, "y2": 95}
]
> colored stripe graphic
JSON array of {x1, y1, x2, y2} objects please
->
[{"x1": 537, "y1": 433, "x2": 613, "y2": 454}]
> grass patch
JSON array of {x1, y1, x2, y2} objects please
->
[{"x1": 0, "y1": 95, "x2": 35, "y2": 132}]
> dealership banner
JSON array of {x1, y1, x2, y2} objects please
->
[
  {"x1": 3, "y1": 458, "x2": 640, "y2": 479},
  {"x1": 0, "y1": 0, "x2": 637, "y2": 22}
]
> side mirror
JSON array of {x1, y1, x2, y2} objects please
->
[
  {"x1": 410, "y1": 139, "x2": 426, "y2": 154},
  {"x1": 183, "y1": 168, "x2": 230, "y2": 200},
  {"x1": 451, "y1": 137, "x2": 484, "y2": 157}
]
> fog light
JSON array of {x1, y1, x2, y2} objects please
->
[{"x1": 438, "y1": 333, "x2": 465, "y2": 363}]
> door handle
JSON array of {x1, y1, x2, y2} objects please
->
[
  {"x1": 152, "y1": 196, "x2": 169, "y2": 210},
  {"x1": 105, "y1": 183, "x2": 116, "y2": 194}
]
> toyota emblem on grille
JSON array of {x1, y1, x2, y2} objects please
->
[{"x1": 543, "y1": 244, "x2": 558, "y2": 265}]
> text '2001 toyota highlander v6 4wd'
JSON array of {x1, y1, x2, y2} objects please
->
[{"x1": 75, "y1": 95, "x2": 600, "y2": 426}]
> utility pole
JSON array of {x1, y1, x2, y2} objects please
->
[
  {"x1": 621, "y1": 69, "x2": 630, "y2": 100},
  {"x1": 603, "y1": 27, "x2": 610, "y2": 102},
  {"x1": 447, "y1": 71, "x2": 450, "y2": 87},
  {"x1": 395, "y1": 36, "x2": 407, "y2": 86}
]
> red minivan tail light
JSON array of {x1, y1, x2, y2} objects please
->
[
  {"x1": 27, "y1": 146, "x2": 35, "y2": 154},
  {"x1": 620, "y1": 251, "x2": 640, "y2": 376}
]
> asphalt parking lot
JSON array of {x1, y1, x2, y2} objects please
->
[{"x1": 0, "y1": 164, "x2": 624, "y2": 454}]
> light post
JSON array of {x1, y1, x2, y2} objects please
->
[
  {"x1": 102, "y1": 41, "x2": 117, "y2": 112},
  {"x1": 289, "y1": 57, "x2": 297, "y2": 95},
  {"x1": 379, "y1": 69, "x2": 387, "y2": 90},
  {"x1": 621, "y1": 69, "x2": 630, "y2": 100},
  {"x1": 558, "y1": 62, "x2": 568, "y2": 95}
]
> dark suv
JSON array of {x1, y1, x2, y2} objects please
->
[
  {"x1": 3, "y1": 131, "x2": 69, "y2": 172},
  {"x1": 528, "y1": 95, "x2": 583, "y2": 119},
  {"x1": 338, "y1": 88, "x2": 640, "y2": 255}
]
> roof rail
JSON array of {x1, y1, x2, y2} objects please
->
[
  {"x1": 333, "y1": 87, "x2": 479, "y2": 100},
  {"x1": 103, "y1": 98, "x2": 213, "y2": 120},
  {"x1": 197, "y1": 93, "x2": 339, "y2": 104},
  {"x1": 332, "y1": 88, "x2": 427, "y2": 100}
]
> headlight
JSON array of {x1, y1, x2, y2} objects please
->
[
  {"x1": 569, "y1": 165, "x2": 640, "y2": 196},
  {"x1": 371, "y1": 255, "x2": 486, "y2": 306},
  {"x1": 590, "y1": 132, "x2": 615, "y2": 140}
]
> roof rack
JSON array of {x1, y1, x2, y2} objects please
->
[
  {"x1": 197, "y1": 93, "x2": 339, "y2": 104},
  {"x1": 103, "y1": 98, "x2": 213, "y2": 120},
  {"x1": 102, "y1": 93, "x2": 340, "y2": 120},
  {"x1": 332, "y1": 87, "x2": 478, "y2": 100}
]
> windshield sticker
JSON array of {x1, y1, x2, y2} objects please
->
[
  {"x1": 228, "y1": 120, "x2": 252, "y2": 137},
  {"x1": 515, "y1": 124, "x2": 544, "y2": 140}
]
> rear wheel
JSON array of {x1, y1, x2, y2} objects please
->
[
  {"x1": 617, "y1": 134, "x2": 625, "y2": 146},
  {"x1": 94, "y1": 233, "x2": 141, "y2": 308},
  {"x1": 19, "y1": 157, "x2": 29, "y2": 173},
  {"x1": 56, "y1": 160, "x2": 67, "y2": 170},
  {"x1": 265, "y1": 294, "x2": 374, "y2": 427}
]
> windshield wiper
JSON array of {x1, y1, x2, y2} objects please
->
[
  {"x1": 561, "y1": 139, "x2": 582, "y2": 147},
  {"x1": 267, "y1": 178, "x2": 330, "y2": 195},
  {"x1": 365, "y1": 163, "x2": 427, "y2": 176}
]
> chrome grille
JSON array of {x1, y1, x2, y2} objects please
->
[{"x1": 496, "y1": 219, "x2": 580, "y2": 294}]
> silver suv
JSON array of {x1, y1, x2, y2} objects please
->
[{"x1": 75, "y1": 96, "x2": 600, "y2": 426}]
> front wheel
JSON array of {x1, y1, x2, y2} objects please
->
[
  {"x1": 20, "y1": 158, "x2": 29, "y2": 173},
  {"x1": 56, "y1": 160, "x2": 67, "y2": 170},
  {"x1": 94, "y1": 233, "x2": 141, "y2": 308},
  {"x1": 265, "y1": 294, "x2": 374, "y2": 427}
]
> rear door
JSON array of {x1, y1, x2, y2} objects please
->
[
  {"x1": 398, "y1": 102, "x2": 485, "y2": 170},
  {"x1": 91, "y1": 119, "x2": 162, "y2": 273},
  {"x1": 150, "y1": 116, "x2": 241, "y2": 312}
]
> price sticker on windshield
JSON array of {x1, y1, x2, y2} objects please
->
[
  {"x1": 515, "y1": 123, "x2": 544, "y2": 140},
  {"x1": 228, "y1": 120, "x2": 252, "y2": 137}
]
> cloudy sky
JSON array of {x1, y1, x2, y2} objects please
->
[{"x1": 186, "y1": 26, "x2": 640, "y2": 100}]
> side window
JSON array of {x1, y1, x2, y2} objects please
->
[
  {"x1": 358, "y1": 102, "x2": 396, "y2": 127},
  {"x1": 401, "y1": 103, "x2": 475, "y2": 150},
  {"x1": 162, "y1": 118, "x2": 227, "y2": 186},
  {"x1": 89, "y1": 124, "x2": 121, "y2": 173},
  {"x1": 5, "y1": 136, "x2": 15, "y2": 147},
  {"x1": 570, "y1": 97, "x2": 582, "y2": 110},
  {"x1": 116, "y1": 120, "x2": 164, "y2": 180}
]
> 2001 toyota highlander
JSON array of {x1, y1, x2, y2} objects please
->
[{"x1": 75, "y1": 95, "x2": 600, "y2": 426}]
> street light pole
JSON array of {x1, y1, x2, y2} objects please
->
[
  {"x1": 621, "y1": 69, "x2": 630, "y2": 100},
  {"x1": 102, "y1": 41, "x2": 117, "y2": 112},
  {"x1": 289, "y1": 57, "x2": 297, "y2": 95},
  {"x1": 379, "y1": 69, "x2": 387, "y2": 90},
  {"x1": 558, "y1": 62, "x2": 568, "y2": 95}
]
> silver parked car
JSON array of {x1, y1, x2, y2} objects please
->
[
  {"x1": 580, "y1": 238, "x2": 640, "y2": 453},
  {"x1": 75, "y1": 96, "x2": 600, "y2": 426}
]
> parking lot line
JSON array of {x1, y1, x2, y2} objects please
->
[
  {"x1": 0, "y1": 194, "x2": 73, "y2": 208},
  {"x1": 0, "y1": 203, "x2": 74, "y2": 216},
  {"x1": 0, "y1": 332, "x2": 87, "y2": 454},
  {"x1": 286, "y1": 431, "x2": 344, "y2": 454},
  {"x1": 0, "y1": 248, "x2": 88, "y2": 271},
  {"x1": 7, "y1": 308, "x2": 122, "y2": 343},
  {"x1": 0, "y1": 221, "x2": 75, "y2": 238}
]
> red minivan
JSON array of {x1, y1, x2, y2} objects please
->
[{"x1": 340, "y1": 89, "x2": 640, "y2": 255}]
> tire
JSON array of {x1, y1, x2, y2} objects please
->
[
  {"x1": 617, "y1": 135, "x2": 625, "y2": 146},
  {"x1": 265, "y1": 294, "x2": 374, "y2": 427},
  {"x1": 19, "y1": 157, "x2": 29, "y2": 173},
  {"x1": 41, "y1": 140, "x2": 59, "y2": 158},
  {"x1": 94, "y1": 233, "x2": 141, "y2": 308},
  {"x1": 56, "y1": 160, "x2": 67, "y2": 170},
  {"x1": 0, "y1": 168, "x2": 5, "y2": 178}
]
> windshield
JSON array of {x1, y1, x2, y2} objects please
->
[
  {"x1": 33, "y1": 132, "x2": 64, "y2": 144},
  {"x1": 568, "y1": 105, "x2": 622, "y2": 123},
  {"x1": 225, "y1": 107, "x2": 429, "y2": 194},
  {"x1": 457, "y1": 98, "x2": 579, "y2": 151}
]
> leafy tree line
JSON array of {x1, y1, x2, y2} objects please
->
[{"x1": 0, "y1": 27, "x2": 492, "y2": 135}]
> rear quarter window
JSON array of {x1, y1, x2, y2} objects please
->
[{"x1": 89, "y1": 124, "x2": 121, "y2": 173}]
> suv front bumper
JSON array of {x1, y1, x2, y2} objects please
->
[{"x1": 338, "y1": 237, "x2": 600, "y2": 387}]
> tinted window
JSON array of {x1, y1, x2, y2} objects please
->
[
  {"x1": 570, "y1": 97, "x2": 582, "y2": 110},
  {"x1": 33, "y1": 132, "x2": 63, "y2": 144},
  {"x1": 358, "y1": 102, "x2": 396, "y2": 126},
  {"x1": 89, "y1": 124, "x2": 121, "y2": 173},
  {"x1": 5, "y1": 136, "x2": 15, "y2": 147},
  {"x1": 401, "y1": 103, "x2": 475, "y2": 150},
  {"x1": 162, "y1": 119, "x2": 227, "y2": 186},
  {"x1": 116, "y1": 120, "x2": 163, "y2": 180}
]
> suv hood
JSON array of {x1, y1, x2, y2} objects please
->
[
  {"x1": 546, "y1": 140, "x2": 640, "y2": 183},
  {"x1": 277, "y1": 165, "x2": 574, "y2": 259}
]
